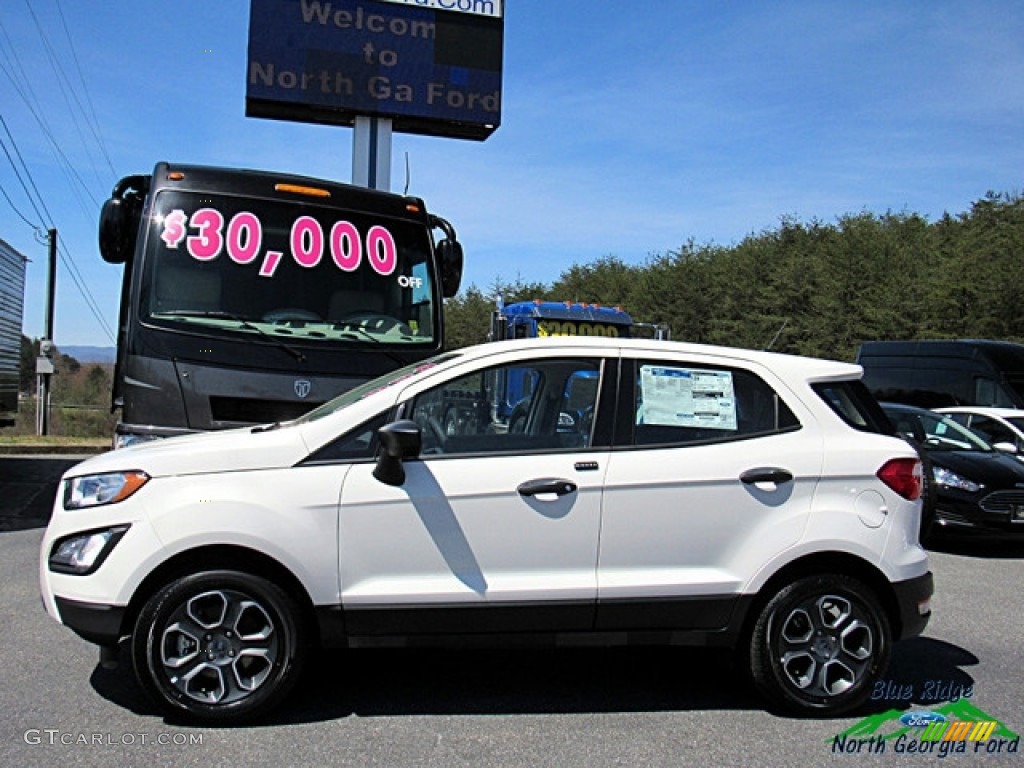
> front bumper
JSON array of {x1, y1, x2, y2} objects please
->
[
  {"x1": 892, "y1": 570, "x2": 933, "y2": 640},
  {"x1": 53, "y1": 597, "x2": 126, "y2": 646},
  {"x1": 933, "y1": 487, "x2": 1024, "y2": 535},
  {"x1": 935, "y1": 504, "x2": 1024, "y2": 535}
]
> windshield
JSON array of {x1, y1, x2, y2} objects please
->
[
  {"x1": 294, "y1": 352, "x2": 461, "y2": 423},
  {"x1": 888, "y1": 407, "x2": 993, "y2": 452},
  {"x1": 140, "y1": 189, "x2": 437, "y2": 346}
]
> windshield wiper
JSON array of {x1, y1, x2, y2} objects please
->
[
  {"x1": 335, "y1": 323, "x2": 406, "y2": 368},
  {"x1": 155, "y1": 310, "x2": 306, "y2": 362}
]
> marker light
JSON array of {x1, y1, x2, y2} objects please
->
[{"x1": 275, "y1": 183, "x2": 331, "y2": 198}]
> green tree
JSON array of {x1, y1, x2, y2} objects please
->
[{"x1": 450, "y1": 189, "x2": 1024, "y2": 359}]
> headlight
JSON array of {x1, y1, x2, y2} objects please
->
[
  {"x1": 49, "y1": 526, "x2": 129, "y2": 574},
  {"x1": 64, "y1": 471, "x2": 149, "y2": 509},
  {"x1": 114, "y1": 432, "x2": 162, "y2": 450},
  {"x1": 932, "y1": 465, "x2": 982, "y2": 493}
]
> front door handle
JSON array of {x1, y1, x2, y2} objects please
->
[
  {"x1": 739, "y1": 467, "x2": 793, "y2": 485},
  {"x1": 517, "y1": 478, "x2": 578, "y2": 498}
]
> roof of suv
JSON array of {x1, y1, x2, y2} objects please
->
[{"x1": 462, "y1": 337, "x2": 862, "y2": 382}]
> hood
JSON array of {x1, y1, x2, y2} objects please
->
[{"x1": 63, "y1": 423, "x2": 311, "y2": 480}]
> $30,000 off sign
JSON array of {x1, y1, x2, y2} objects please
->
[{"x1": 160, "y1": 208, "x2": 398, "y2": 278}]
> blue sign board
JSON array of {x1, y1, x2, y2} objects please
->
[{"x1": 246, "y1": 0, "x2": 503, "y2": 140}]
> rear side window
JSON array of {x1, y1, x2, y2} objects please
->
[
  {"x1": 813, "y1": 380, "x2": 891, "y2": 434},
  {"x1": 628, "y1": 361, "x2": 799, "y2": 447}
]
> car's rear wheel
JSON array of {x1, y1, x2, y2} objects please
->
[
  {"x1": 749, "y1": 574, "x2": 890, "y2": 715},
  {"x1": 131, "y1": 570, "x2": 305, "y2": 723}
]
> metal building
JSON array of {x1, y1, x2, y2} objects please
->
[{"x1": 0, "y1": 237, "x2": 28, "y2": 426}]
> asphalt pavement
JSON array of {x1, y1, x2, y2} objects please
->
[{"x1": 0, "y1": 455, "x2": 89, "y2": 532}]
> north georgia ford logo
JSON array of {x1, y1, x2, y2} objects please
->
[{"x1": 294, "y1": 379, "x2": 312, "y2": 399}]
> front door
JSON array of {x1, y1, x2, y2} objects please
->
[{"x1": 338, "y1": 355, "x2": 610, "y2": 636}]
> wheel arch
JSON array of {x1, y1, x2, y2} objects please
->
[
  {"x1": 122, "y1": 544, "x2": 318, "y2": 643},
  {"x1": 740, "y1": 551, "x2": 903, "y2": 646}
]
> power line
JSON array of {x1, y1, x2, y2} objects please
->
[
  {"x1": 0, "y1": 114, "x2": 115, "y2": 344},
  {"x1": 0, "y1": 119, "x2": 49, "y2": 227},
  {"x1": 0, "y1": 3, "x2": 117, "y2": 345},
  {"x1": 0, "y1": 115, "x2": 54, "y2": 222},
  {"x1": 25, "y1": 0, "x2": 114, "y2": 191},
  {"x1": 55, "y1": 0, "x2": 117, "y2": 180},
  {"x1": 0, "y1": 179, "x2": 39, "y2": 230}
]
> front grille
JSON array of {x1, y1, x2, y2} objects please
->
[
  {"x1": 978, "y1": 490, "x2": 1024, "y2": 514},
  {"x1": 210, "y1": 396, "x2": 322, "y2": 424}
]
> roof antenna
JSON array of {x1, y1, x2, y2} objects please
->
[
  {"x1": 764, "y1": 319, "x2": 788, "y2": 351},
  {"x1": 403, "y1": 152, "x2": 411, "y2": 195}
]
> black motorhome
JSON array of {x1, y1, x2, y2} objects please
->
[
  {"x1": 856, "y1": 339, "x2": 1024, "y2": 408},
  {"x1": 99, "y1": 162, "x2": 463, "y2": 448}
]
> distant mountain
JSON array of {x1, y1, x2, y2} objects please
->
[{"x1": 60, "y1": 345, "x2": 116, "y2": 364}]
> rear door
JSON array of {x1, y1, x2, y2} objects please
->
[{"x1": 596, "y1": 352, "x2": 823, "y2": 631}]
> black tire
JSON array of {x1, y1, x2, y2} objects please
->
[
  {"x1": 132, "y1": 570, "x2": 306, "y2": 724},
  {"x1": 748, "y1": 574, "x2": 891, "y2": 716}
]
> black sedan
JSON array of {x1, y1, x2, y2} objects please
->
[{"x1": 881, "y1": 402, "x2": 1024, "y2": 541}]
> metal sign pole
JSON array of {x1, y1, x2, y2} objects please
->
[{"x1": 351, "y1": 116, "x2": 393, "y2": 192}]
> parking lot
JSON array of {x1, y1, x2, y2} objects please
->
[{"x1": 1, "y1": 458, "x2": 1022, "y2": 767}]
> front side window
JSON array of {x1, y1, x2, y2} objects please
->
[
  {"x1": 140, "y1": 189, "x2": 438, "y2": 346},
  {"x1": 302, "y1": 412, "x2": 389, "y2": 464},
  {"x1": 631, "y1": 360, "x2": 799, "y2": 447},
  {"x1": 406, "y1": 358, "x2": 604, "y2": 455}
]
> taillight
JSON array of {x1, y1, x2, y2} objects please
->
[{"x1": 877, "y1": 458, "x2": 922, "y2": 500}]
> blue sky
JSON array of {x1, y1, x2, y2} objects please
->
[{"x1": 2, "y1": 1, "x2": 1023, "y2": 347}]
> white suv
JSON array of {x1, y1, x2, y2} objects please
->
[{"x1": 40, "y1": 337, "x2": 932, "y2": 723}]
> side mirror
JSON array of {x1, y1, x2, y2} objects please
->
[
  {"x1": 99, "y1": 174, "x2": 148, "y2": 265},
  {"x1": 438, "y1": 239, "x2": 463, "y2": 299},
  {"x1": 98, "y1": 198, "x2": 130, "y2": 264},
  {"x1": 993, "y1": 441, "x2": 1018, "y2": 454},
  {"x1": 373, "y1": 420, "x2": 422, "y2": 486}
]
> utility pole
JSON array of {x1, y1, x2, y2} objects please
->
[{"x1": 35, "y1": 228, "x2": 56, "y2": 436}]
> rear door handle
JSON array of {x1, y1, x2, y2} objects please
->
[
  {"x1": 517, "y1": 478, "x2": 578, "y2": 498},
  {"x1": 739, "y1": 467, "x2": 793, "y2": 485}
]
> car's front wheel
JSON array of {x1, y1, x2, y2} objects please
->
[
  {"x1": 748, "y1": 574, "x2": 891, "y2": 715},
  {"x1": 131, "y1": 570, "x2": 306, "y2": 723}
]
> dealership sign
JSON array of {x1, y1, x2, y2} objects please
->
[{"x1": 246, "y1": 0, "x2": 504, "y2": 140}]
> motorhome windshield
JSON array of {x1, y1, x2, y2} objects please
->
[
  {"x1": 140, "y1": 189, "x2": 437, "y2": 346},
  {"x1": 295, "y1": 352, "x2": 460, "y2": 423}
]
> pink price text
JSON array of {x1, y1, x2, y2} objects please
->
[{"x1": 159, "y1": 208, "x2": 398, "y2": 278}]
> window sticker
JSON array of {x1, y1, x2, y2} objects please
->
[{"x1": 639, "y1": 365, "x2": 737, "y2": 430}]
